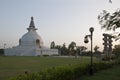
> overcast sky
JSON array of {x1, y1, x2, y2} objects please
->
[{"x1": 0, "y1": 0, "x2": 120, "y2": 51}]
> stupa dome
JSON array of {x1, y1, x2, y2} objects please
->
[{"x1": 19, "y1": 17, "x2": 43, "y2": 47}]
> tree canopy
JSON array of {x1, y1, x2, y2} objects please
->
[
  {"x1": 109, "y1": 0, "x2": 112, "y2": 3},
  {"x1": 98, "y1": 9, "x2": 120, "y2": 40},
  {"x1": 98, "y1": 9, "x2": 120, "y2": 31}
]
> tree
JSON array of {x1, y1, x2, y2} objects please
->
[
  {"x1": 93, "y1": 45, "x2": 102, "y2": 58},
  {"x1": 112, "y1": 45, "x2": 120, "y2": 63},
  {"x1": 0, "y1": 49, "x2": 4, "y2": 55},
  {"x1": 98, "y1": 9, "x2": 120, "y2": 40},
  {"x1": 50, "y1": 41, "x2": 55, "y2": 49},
  {"x1": 94, "y1": 45, "x2": 99, "y2": 52},
  {"x1": 76, "y1": 46, "x2": 87, "y2": 55},
  {"x1": 79, "y1": 46, "x2": 87, "y2": 51},
  {"x1": 109, "y1": 0, "x2": 112, "y2": 3},
  {"x1": 68, "y1": 41, "x2": 76, "y2": 56},
  {"x1": 61, "y1": 43, "x2": 68, "y2": 55},
  {"x1": 98, "y1": 9, "x2": 120, "y2": 31},
  {"x1": 113, "y1": 45, "x2": 120, "y2": 58},
  {"x1": 54, "y1": 45, "x2": 61, "y2": 55}
]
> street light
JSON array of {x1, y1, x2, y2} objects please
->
[{"x1": 84, "y1": 27, "x2": 94, "y2": 75}]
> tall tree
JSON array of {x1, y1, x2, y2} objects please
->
[
  {"x1": 68, "y1": 42, "x2": 76, "y2": 56},
  {"x1": 94, "y1": 45, "x2": 99, "y2": 52},
  {"x1": 55, "y1": 45, "x2": 61, "y2": 55},
  {"x1": 76, "y1": 46, "x2": 87, "y2": 55},
  {"x1": 61, "y1": 43, "x2": 68, "y2": 55},
  {"x1": 50, "y1": 41, "x2": 55, "y2": 49}
]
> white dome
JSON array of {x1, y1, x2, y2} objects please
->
[
  {"x1": 20, "y1": 29, "x2": 43, "y2": 46},
  {"x1": 19, "y1": 17, "x2": 44, "y2": 48}
]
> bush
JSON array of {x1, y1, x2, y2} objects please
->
[
  {"x1": 102, "y1": 55, "x2": 116, "y2": 61},
  {"x1": 93, "y1": 62, "x2": 113, "y2": 72},
  {"x1": 10, "y1": 62, "x2": 113, "y2": 80},
  {"x1": 0, "y1": 49, "x2": 4, "y2": 55}
]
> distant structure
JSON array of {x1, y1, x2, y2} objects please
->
[
  {"x1": 5, "y1": 17, "x2": 58, "y2": 56},
  {"x1": 103, "y1": 33, "x2": 113, "y2": 57}
]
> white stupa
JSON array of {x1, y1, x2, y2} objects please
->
[{"x1": 5, "y1": 17, "x2": 58, "y2": 56}]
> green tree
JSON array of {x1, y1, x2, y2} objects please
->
[
  {"x1": 112, "y1": 45, "x2": 120, "y2": 63},
  {"x1": 0, "y1": 49, "x2": 4, "y2": 55},
  {"x1": 98, "y1": 9, "x2": 120, "y2": 40},
  {"x1": 54, "y1": 45, "x2": 61, "y2": 55},
  {"x1": 68, "y1": 42, "x2": 76, "y2": 56},
  {"x1": 94, "y1": 45, "x2": 99, "y2": 52},
  {"x1": 76, "y1": 46, "x2": 87, "y2": 55},
  {"x1": 50, "y1": 41, "x2": 55, "y2": 49},
  {"x1": 61, "y1": 43, "x2": 68, "y2": 55},
  {"x1": 98, "y1": 9, "x2": 120, "y2": 31},
  {"x1": 113, "y1": 45, "x2": 120, "y2": 58}
]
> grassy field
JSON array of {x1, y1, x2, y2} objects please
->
[
  {"x1": 80, "y1": 64, "x2": 120, "y2": 80},
  {"x1": 0, "y1": 56, "x2": 93, "y2": 80}
]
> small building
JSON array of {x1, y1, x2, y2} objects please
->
[{"x1": 5, "y1": 17, "x2": 58, "y2": 56}]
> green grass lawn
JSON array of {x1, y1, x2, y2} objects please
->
[
  {"x1": 0, "y1": 56, "x2": 93, "y2": 80},
  {"x1": 1, "y1": 56, "x2": 120, "y2": 80},
  {"x1": 80, "y1": 64, "x2": 120, "y2": 80}
]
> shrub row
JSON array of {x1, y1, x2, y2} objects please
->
[{"x1": 10, "y1": 62, "x2": 113, "y2": 80}]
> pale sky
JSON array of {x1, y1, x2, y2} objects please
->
[{"x1": 0, "y1": 0, "x2": 120, "y2": 51}]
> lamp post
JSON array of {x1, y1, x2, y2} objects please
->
[{"x1": 84, "y1": 27, "x2": 94, "y2": 75}]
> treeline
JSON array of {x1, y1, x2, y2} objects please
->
[
  {"x1": 50, "y1": 41, "x2": 88, "y2": 56},
  {"x1": 50, "y1": 41, "x2": 102, "y2": 56}
]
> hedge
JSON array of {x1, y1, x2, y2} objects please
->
[{"x1": 9, "y1": 62, "x2": 113, "y2": 80}]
